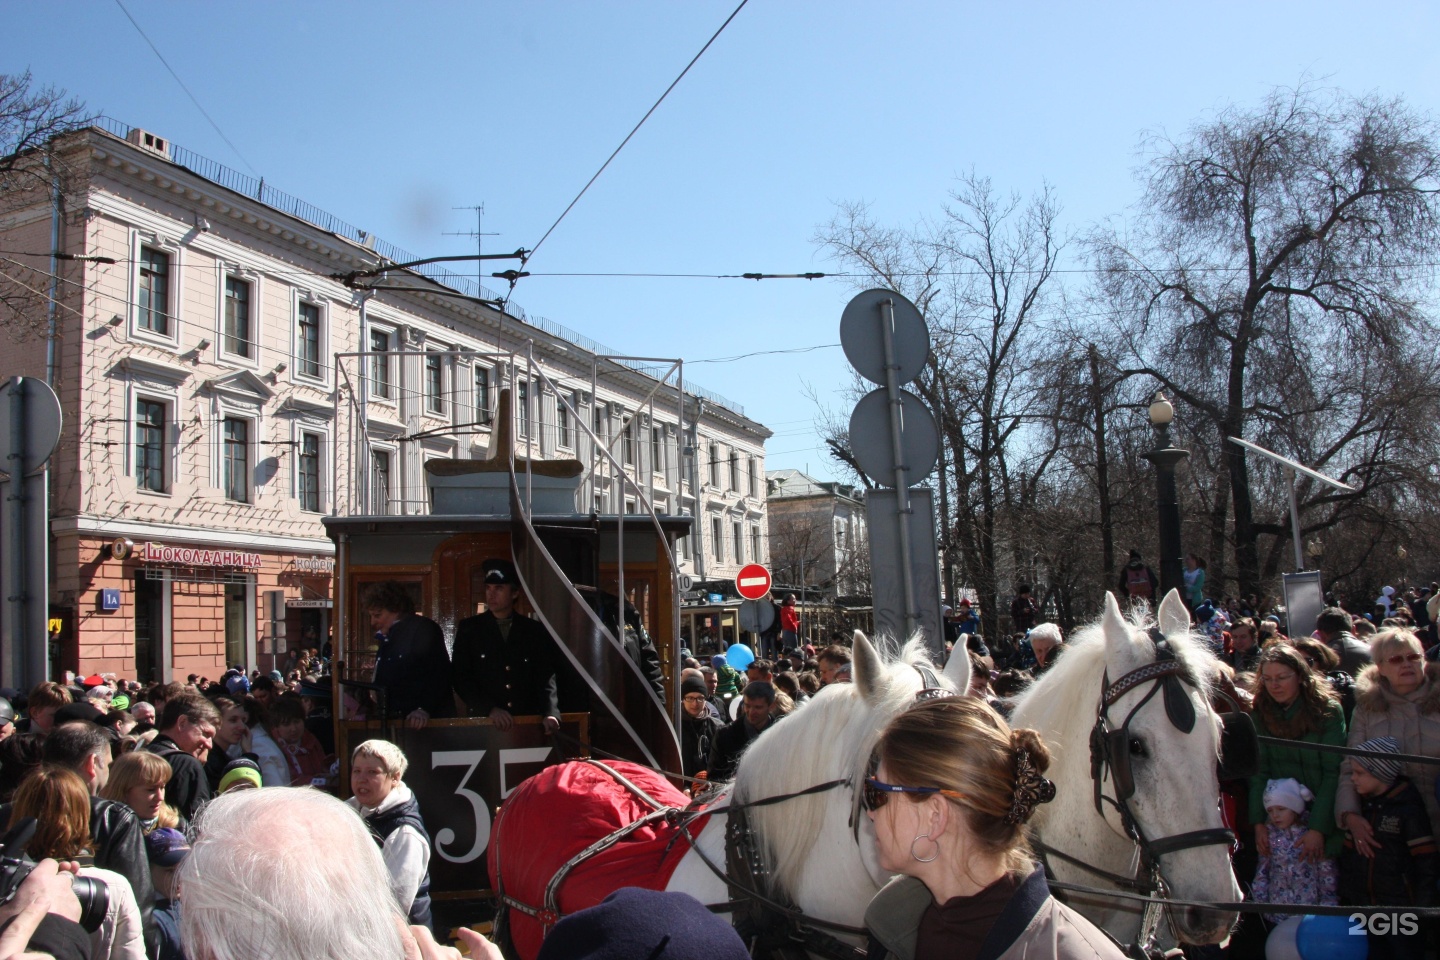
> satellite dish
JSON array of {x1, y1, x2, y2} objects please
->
[
  {"x1": 848, "y1": 388, "x2": 939, "y2": 486},
  {"x1": 840, "y1": 289, "x2": 929, "y2": 387}
]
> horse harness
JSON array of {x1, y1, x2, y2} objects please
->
[
  {"x1": 493, "y1": 757, "x2": 867, "y2": 960},
  {"x1": 1037, "y1": 627, "x2": 1259, "y2": 956}
]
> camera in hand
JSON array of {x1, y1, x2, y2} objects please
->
[{"x1": 0, "y1": 818, "x2": 108, "y2": 932}]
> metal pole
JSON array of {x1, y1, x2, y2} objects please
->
[
  {"x1": 1144, "y1": 423, "x2": 1187, "y2": 597},
  {"x1": 879, "y1": 299, "x2": 918, "y2": 637},
  {"x1": 358, "y1": 293, "x2": 371, "y2": 514},
  {"x1": 1287, "y1": 468, "x2": 1304, "y2": 572},
  {"x1": 8, "y1": 382, "x2": 28, "y2": 684}
]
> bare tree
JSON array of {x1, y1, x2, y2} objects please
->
[
  {"x1": 1093, "y1": 85, "x2": 1440, "y2": 593},
  {"x1": 0, "y1": 72, "x2": 90, "y2": 340},
  {"x1": 816, "y1": 173, "x2": 1065, "y2": 636}
]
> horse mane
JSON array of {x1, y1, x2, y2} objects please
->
[
  {"x1": 1013, "y1": 604, "x2": 1220, "y2": 749},
  {"x1": 732, "y1": 636, "x2": 942, "y2": 900}
]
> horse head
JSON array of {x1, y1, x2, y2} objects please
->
[
  {"x1": 732, "y1": 629, "x2": 956, "y2": 934},
  {"x1": 1015, "y1": 590, "x2": 1240, "y2": 946}
]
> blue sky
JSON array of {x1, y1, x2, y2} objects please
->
[{"x1": 7, "y1": 1, "x2": 1439, "y2": 479}]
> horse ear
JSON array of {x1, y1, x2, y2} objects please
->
[
  {"x1": 942, "y1": 643, "x2": 971, "y2": 693},
  {"x1": 852, "y1": 630, "x2": 887, "y2": 705},
  {"x1": 1157, "y1": 589, "x2": 1190, "y2": 638}
]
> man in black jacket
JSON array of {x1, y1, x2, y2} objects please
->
[
  {"x1": 365, "y1": 580, "x2": 455, "y2": 729},
  {"x1": 707, "y1": 681, "x2": 776, "y2": 782},
  {"x1": 7, "y1": 721, "x2": 158, "y2": 958},
  {"x1": 679, "y1": 674, "x2": 724, "y2": 779},
  {"x1": 451, "y1": 560, "x2": 560, "y2": 732},
  {"x1": 144, "y1": 693, "x2": 218, "y2": 823}
]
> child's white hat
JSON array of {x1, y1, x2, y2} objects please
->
[{"x1": 1263, "y1": 778, "x2": 1314, "y2": 815}]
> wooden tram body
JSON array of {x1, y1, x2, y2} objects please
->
[{"x1": 324, "y1": 503, "x2": 691, "y2": 905}]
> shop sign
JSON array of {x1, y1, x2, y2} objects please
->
[
  {"x1": 142, "y1": 542, "x2": 263, "y2": 569},
  {"x1": 286, "y1": 599, "x2": 333, "y2": 608},
  {"x1": 294, "y1": 556, "x2": 335, "y2": 574}
]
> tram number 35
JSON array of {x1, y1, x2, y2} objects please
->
[{"x1": 430, "y1": 748, "x2": 552, "y2": 864}]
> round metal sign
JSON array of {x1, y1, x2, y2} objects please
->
[
  {"x1": 848, "y1": 387, "x2": 940, "y2": 486},
  {"x1": 738, "y1": 598, "x2": 776, "y2": 634},
  {"x1": 839, "y1": 289, "x2": 929, "y2": 387},
  {"x1": 0, "y1": 377, "x2": 62, "y2": 477}
]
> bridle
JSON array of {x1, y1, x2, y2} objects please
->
[{"x1": 1030, "y1": 627, "x2": 1255, "y2": 956}]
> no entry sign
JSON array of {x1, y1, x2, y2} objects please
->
[{"x1": 735, "y1": 564, "x2": 772, "y2": 601}]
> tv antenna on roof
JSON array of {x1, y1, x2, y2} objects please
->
[{"x1": 444, "y1": 204, "x2": 500, "y2": 293}]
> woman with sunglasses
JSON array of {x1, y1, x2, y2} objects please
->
[
  {"x1": 1335, "y1": 629, "x2": 1440, "y2": 859},
  {"x1": 863, "y1": 696, "x2": 1121, "y2": 960},
  {"x1": 1248, "y1": 644, "x2": 1347, "y2": 864}
]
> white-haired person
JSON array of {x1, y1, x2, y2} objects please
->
[
  {"x1": 178, "y1": 785, "x2": 497, "y2": 960},
  {"x1": 1025, "y1": 623, "x2": 1065, "y2": 677},
  {"x1": 346, "y1": 739, "x2": 434, "y2": 930}
]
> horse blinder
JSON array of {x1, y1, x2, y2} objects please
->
[{"x1": 1217, "y1": 710, "x2": 1259, "y2": 782}]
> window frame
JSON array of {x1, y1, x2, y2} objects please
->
[
  {"x1": 473, "y1": 364, "x2": 494, "y2": 427},
  {"x1": 219, "y1": 272, "x2": 258, "y2": 363},
  {"x1": 711, "y1": 516, "x2": 724, "y2": 561},
  {"x1": 128, "y1": 231, "x2": 182, "y2": 349},
  {"x1": 423, "y1": 350, "x2": 447, "y2": 417},
  {"x1": 367, "y1": 327, "x2": 394, "y2": 402},
  {"x1": 293, "y1": 295, "x2": 327, "y2": 385},
  {"x1": 294, "y1": 424, "x2": 327, "y2": 514},
  {"x1": 557, "y1": 390, "x2": 575, "y2": 449},
  {"x1": 369, "y1": 444, "x2": 396, "y2": 516},
  {"x1": 220, "y1": 415, "x2": 253, "y2": 503}
]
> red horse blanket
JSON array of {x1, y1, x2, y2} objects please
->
[{"x1": 489, "y1": 760, "x2": 711, "y2": 960}]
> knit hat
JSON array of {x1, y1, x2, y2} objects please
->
[
  {"x1": 710, "y1": 655, "x2": 727, "y2": 670},
  {"x1": 681, "y1": 676, "x2": 707, "y2": 699},
  {"x1": 1262, "y1": 778, "x2": 1314, "y2": 815},
  {"x1": 535, "y1": 888, "x2": 748, "y2": 960},
  {"x1": 110, "y1": 694, "x2": 131, "y2": 711},
  {"x1": 218, "y1": 758, "x2": 263, "y2": 793},
  {"x1": 225, "y1": 674, "x2": 250, "y2": 696},
  {"x1": 145, "y1": 828, "x2": 191, "y2": 867},
  {"x1": 1355, "y1": 736, "x2": 1403, "y2": 785}
]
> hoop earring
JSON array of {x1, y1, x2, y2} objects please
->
[{"x1": 910, "y1": 833, "x2": 939, "y2": 863}]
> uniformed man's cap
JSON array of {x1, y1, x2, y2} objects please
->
[{"x1": 483, "y1": 559, "x2": 520, "y2": 586}]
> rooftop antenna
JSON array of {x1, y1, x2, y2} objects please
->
[{"x1": 443, "y1": 204, "x2": 500, "y2": 294}]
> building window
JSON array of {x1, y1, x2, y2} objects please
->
[
  {"x1": 222, "y1": 417, "x2": 249, "y2": 502},
  {"x1": 622, "y1": 419, "x2": 636, "y2": 466},
  {"x1": 625, "y1": 498, "x2": 637, "y2": 514},
  {"x1": 223, "y1": 277, "x2": 251, "y2": 358},
  {"x1": 298, "y1": 432, "x2": 321, "y2": 512},
  {"x1": 709, "y1": 443, "x2": 721, "y2": 487},
  {"x1": 729, "y1": 451, "x2": 740, "y2": 491},
  {"x1": 135, "y1": 398, "x2": 167, "y2": 492},
  {"x1": 557, "y1": 391, "x2": 574, "y2": 448},
  {"x1": 425, "y1": 353, "x2": 444, "y2": 414},
  {"x1": 369, "y1": 329, "x2": 391, "y2": 399},
  {"x1": 297, "y1": 302, "x2": 322, "y2": 379},
  {"x1": 748, "y1": 457, "x2": 758, "y2": 498},
  {"x1": 138, "y1": 247, "x2": 169, "y2": 335},
  {"x1": 592, "y1": 402, "x2": 607, "y2": 444},
  {"x1": 733, "y1": 522, "x2": 744, "y2": 563},
  {"x1": 712, "y1": 517, "x2": 724, "y2": 560},
  {"x1": 517, "y1": 380, "x2": 531, "y2": 438},
  {"x1": 651, "y1": 427, "x2": 665, "y2": 476},
  {"x1": 474, "y1": 366, "x2": 492, "y2": 425},
  {"x1": 751, "y1": 525, "x2": 762, "y2": 563},
  {"x1": 371, "y1": 449, "x2": 391, "y2": 515}
]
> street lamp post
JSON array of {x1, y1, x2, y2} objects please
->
[{"x1": 1141, "y1": 393, "x2": 1189, "y2": 598}]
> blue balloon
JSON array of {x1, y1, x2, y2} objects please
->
[
  {"x1": 725, "y1": 643, "x2": 755, "y2": 670},
  {"x1": 1296, "y1": 914, "x2": 1367, "y2": 960}
]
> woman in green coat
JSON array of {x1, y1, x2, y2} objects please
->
[{"x1": 1250, "y1": 643, "x2": 1347, "y2": 859}]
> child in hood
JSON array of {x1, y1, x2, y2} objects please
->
[{"x1": 1251, "y1": 777, "x2": 1338, "y2": 923}]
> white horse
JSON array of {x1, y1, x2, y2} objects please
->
[
  {"x1": 667, "y1": 632, "x2": 970, "y2": 945},
  {"x1": 1011, "y1": 590, "x2": 1242, "y2": 947},
  {"x1": 496, "y1": 631, "x2": 969, "y2": 959}
]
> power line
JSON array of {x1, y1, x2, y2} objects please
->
[
  {"x1": 513, "y1": 0, "x2": 750, "y2": 300},
  {"x1": 113, "y1": 0, "x2": 260, "y2": 177}
]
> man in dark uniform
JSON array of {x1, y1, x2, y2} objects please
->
[
  {"x1": 365, "y1": 581, "x2": 455, "y2": 729},
  {"x1": 450, "y1": 559, "x2": 561, "y2": 733}
]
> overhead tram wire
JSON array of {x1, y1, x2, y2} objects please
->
[
  {"x1": 506, "y1": 0, "x2": 750, "y2": 307},
  {"x1": 112, "y1": 0, "x2": 260, "y2": 178}
]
